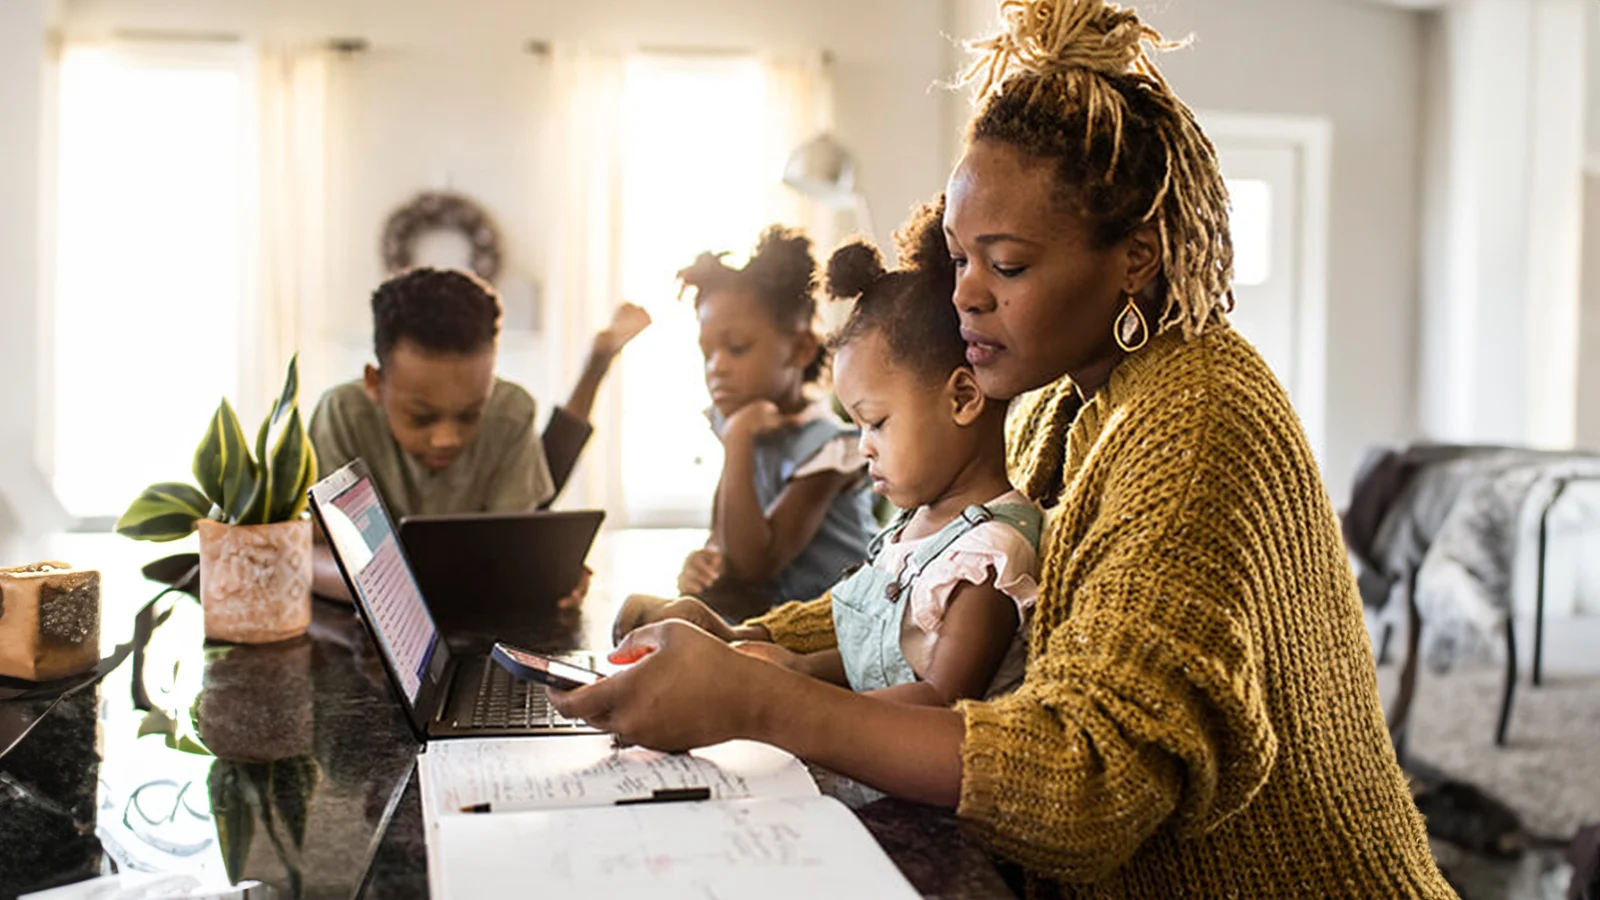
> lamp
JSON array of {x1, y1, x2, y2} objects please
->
[{"x1": 781, "y1": 131, "x2": 875, "y2": 240}]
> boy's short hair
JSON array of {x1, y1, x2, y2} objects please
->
[{"x1": 372, "y1": 266, "x2": 502, "y2": 363}]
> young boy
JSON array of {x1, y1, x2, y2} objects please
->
[{"x1": 309, "y1": 266, "x2": 648, "y2": 601}]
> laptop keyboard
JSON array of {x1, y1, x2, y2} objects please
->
[{"x1": 465, "y1": 658, "x2": 587, "y2": 730}]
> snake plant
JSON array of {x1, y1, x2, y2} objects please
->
[{"x1": 116, "y1": 356, "x2": 318, "y2": 541}]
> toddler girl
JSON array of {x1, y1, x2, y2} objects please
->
[{"x1": 739, "y1": 203, "x2": 1042, "y2": 703}]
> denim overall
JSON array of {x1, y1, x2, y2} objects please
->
[{"x1": 832, "y1": 502, "x2": 1043, "y2": 692}]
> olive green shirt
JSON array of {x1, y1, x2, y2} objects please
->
[{"x1": 308, "y1": 379, "x2": 554, "y2": 520}]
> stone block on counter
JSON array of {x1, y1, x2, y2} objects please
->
[{"x1": 0, "y1": 562, "x2": 101, "y2": 681}]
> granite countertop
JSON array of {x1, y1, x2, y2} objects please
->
[
  {"x1": 0, "y1": 532, "x2": 1016, "y2": 900},
  {"x1": 2, "y1": 590, "x2": 423, "y2": 899}
]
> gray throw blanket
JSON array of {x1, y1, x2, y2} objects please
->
[{"x1": 1360, "y1": 448, "x2": 1600, "y2": 671}]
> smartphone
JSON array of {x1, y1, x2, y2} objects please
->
[{"x1": 491, "y1": 642, "x2": 604, "y2": 691}]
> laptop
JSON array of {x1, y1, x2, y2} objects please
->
[
  {"x1": 399, "y1": 509, "x2": 604, "y2": 652},
  {"x1": 307, "y1": 459, "x2": 598, "y2": 739}
]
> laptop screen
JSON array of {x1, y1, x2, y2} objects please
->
[{"x1": 317, "y1": 470, "x2": 440, "y2": 704}]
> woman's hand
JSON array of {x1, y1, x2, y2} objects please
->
[
  {"x1": 554, "y1": 622, "x2": 966, "y2": 807},
  {"x1": 550, "y1": 621, "x2": 775, "y2": 752},
  {"x1": 676, "y1": 546, "x2": 724, "y2": 596},
  {"x1": 612, "y1": 593, "x2": 736, "y2": 644}
]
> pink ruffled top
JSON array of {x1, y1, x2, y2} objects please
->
[{"x1": 872, "y1": 490, "x2": 1042, "y2": 696}]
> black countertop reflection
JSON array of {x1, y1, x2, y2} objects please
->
[
  {"x1": 1, "y1": 685, "x2": 103, "y2": 895},
  {"x1": 1, "y1": 533, "x2": 1013, "y2": 900},
  {"x1": 2, "y1": 586, "x2": 423, "y2": 900}
]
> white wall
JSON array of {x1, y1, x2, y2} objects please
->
[
  {"x1": 0, "y1": 0, "x2": 48, "y2": 443},
  {"x1": 0, "y1": 0, "x2": 73, "y2": 556},
  {"x1": 1418, "y1": 0, "x2": 1589, "y2": 452},
  {"x1": 1579, "y1": 176, "x2": 1600, "y2": 452},
  {"x1": 944, "y1": 0, "x2": 1425, "y2": 502},
  {"x1": 1589, "y1": 2, "x2": 1600, "y2": 168},
  {"x1": 319, "y1": 46, "x2": 554, "y2": 399},
  {"x1": 55, "y1": 0, "x2": 952, "y2": 404},
  {"x1": 945, "y1": 0, "x2": 997, "y2": 163},
  {"x1": 1520, "y1": 0, "x2": 1588, "y2": 449},
  {"x1": 1578, "y1": 3, "x2": 1600, "y2": 452},
  {"x1": 1416, "y1": 1, "x2": 1531, "y2": 446}
]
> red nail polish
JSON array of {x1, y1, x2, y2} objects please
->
[{"x1": 608, "y1": 646, "x2": 655, "y2": 665}]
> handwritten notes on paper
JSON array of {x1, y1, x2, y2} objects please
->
[
  {"x1": 417, "y1": 737, "x2": 919, "y2": 899},
  {"x1": 422, "y1": 735, "x2": 819, "y2": 812},
  {"x1": 435, "y1": 795, "x2": 921, "y2": 900}
]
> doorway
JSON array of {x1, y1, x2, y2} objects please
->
[{"x1": 1201, "y1": 113, "x2": 1332, "y2": 460}]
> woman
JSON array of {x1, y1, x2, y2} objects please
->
[{"x1": 553, "y1": 1, "x2": 1455, "y2": 895}]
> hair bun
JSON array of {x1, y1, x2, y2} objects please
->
[
  {"x1": 963, "y1": 0, "x2": 1177, "y2": 97},
  {"x1": 825, "y1": 240, "x2": 886, "y2": 300},
  {"x1": 893, "y1": 196, "x2": 951, "y2": 276},
  {"x1": 677, "y1": 251, "x2": 725, "y2": 281},
  {"x1": 747, "y1": 226, "x2": 815, "y2": 285}
]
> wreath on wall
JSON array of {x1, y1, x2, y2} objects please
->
[{"x1": 380, "y1": 191, "x2": 503, "y2": 283}]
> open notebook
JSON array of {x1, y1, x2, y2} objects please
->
[{"x1": 418, "y1": 735, "x2": 921, "y2": 899}]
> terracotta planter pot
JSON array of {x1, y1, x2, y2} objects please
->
[
  {"x1": 196, "y1": 519, "x2": 312, "y2": 644},
  {"x1": 195, "y1": 637, "x2": 314, "y2": 762}
]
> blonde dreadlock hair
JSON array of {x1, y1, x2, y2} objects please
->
[{"x1": 962, "y1": 0, "x2": 1234, "y2": 338}]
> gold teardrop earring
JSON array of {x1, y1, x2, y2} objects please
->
[{"x1": 1113, "y1": 292, "x2": 1149, "y2": 353}]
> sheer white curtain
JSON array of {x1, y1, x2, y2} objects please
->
[
  {"x1": 253, "y1": 45, "x2": 330, "y2": 419},
  {"x1": 44, "y1": 41, "x2": 323, "y2": 518},
  {"x1": 52, "y1": 41, "x2": 250, "y2": 518},
  {"x1": 763, "y1": 53, "x2": 848, "y2": 332},
  {"x1": 542, "y1": 48, "x2": 627, "y2": 512},
  {"x1": 543, "y1": 49, "x2": 837, "y2": 526},
  {"x1": 758, "y1": 53, "x2": 857, "y2": 339},
  {"x1": 763, "y1": 53, "x2": 838, "y2": 253}
]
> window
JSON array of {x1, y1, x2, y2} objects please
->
[
  {"x1": 1215, "y1": 147, "x2": 1298, "y2": 395},
  {"x1": 52, "y1": 44, "x2": 251, "y2": 518},
  {"x1": 615, "y1": 55, "x2": 768, "y2": 527},
  {"x1": 1226, "y1": 177, "x2": 1272, "y2": 287}
]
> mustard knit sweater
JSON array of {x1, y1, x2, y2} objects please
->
[{"x1": 752, "y1": 326, "x2": 1456, "y2": 898}]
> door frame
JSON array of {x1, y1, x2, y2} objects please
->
[{"x1": 1197, "y1": 111, "x2": 1332, "y2": 462}]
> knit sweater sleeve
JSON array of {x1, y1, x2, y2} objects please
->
[
  {"x1": 746, "y1": 593, "x2": 838, "y2": 653},
  {"x1": 956, "y1": 380, "x2": 1279, "y2": 882}
]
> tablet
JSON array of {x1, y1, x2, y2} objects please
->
[{"x1": 398, "y1": 509, "x2": 605, "y2": 647}]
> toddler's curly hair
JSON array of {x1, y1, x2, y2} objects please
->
[{"x1": 825, "y1": 197, "x2": 962, "y2": 382}]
